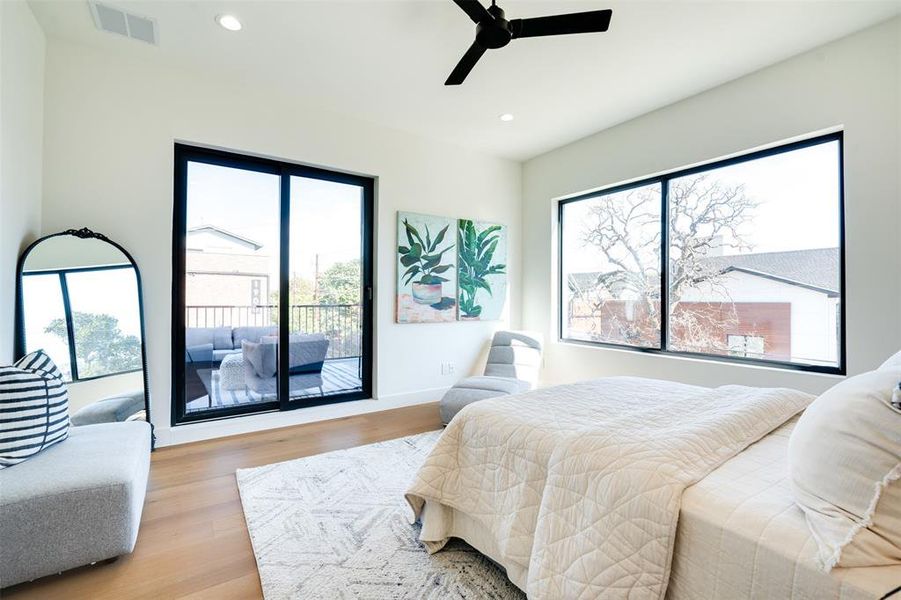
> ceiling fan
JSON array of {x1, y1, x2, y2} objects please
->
[{"x1": 445, "y1": 0, "x2": 613, "y2": 85}]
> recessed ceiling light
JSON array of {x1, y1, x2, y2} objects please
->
[
  {"x1": 216, "y1": 14, "x2": 242, "y2": 31},
  {"x1": 499, "y1": 113, "x2": 514, "y2": 122}
]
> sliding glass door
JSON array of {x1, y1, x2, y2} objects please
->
[
  {"x1": 172, "y1": 145, "x2": 373, "y2": 424},
  {"x1": 286, "y1": 176, "x2": 367, "y2": 404}
]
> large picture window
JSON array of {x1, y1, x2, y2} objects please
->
[{"x1": 560, "y1": 132, "x2": 844, "y2": 373}]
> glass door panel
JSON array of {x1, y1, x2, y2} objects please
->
[
  {"x1": 287, "y1": 176, "x2": 365, "y2": 404},
  {"x1": 182, "y1": 161, "x2": 281, "y2": 415}
]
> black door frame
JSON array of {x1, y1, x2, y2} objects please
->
[{"x1": 171, "y1": 143, "x2": 375, "y2": 426}]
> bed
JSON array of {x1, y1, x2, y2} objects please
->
[
  {"x1": 406, "y1": 377, "x2": 901, "y2": 599},
  {"x1": 670, "y1": 416, "x2": 900, "y2": 599}
]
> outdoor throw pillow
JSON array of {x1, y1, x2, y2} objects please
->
[
  {"x1": 0, "y1": 350, "x2": 70, "y2": 469},
  {"x1": 788, "y1": 364, "x2": 901, "y2": 570},
  {"x1": 242, "y1": 340, "x2": 277, "y2": 379}
]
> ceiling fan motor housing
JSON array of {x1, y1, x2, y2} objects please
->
[{"x1": 476, "y1": 5, "x2": 512, "y2": 49}]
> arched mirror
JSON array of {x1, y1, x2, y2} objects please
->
[{"x1": 14, "y1": 228, "x2": 151, "y2": 440}]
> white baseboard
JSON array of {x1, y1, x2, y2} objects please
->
[{"x1": 152, "y1": 387, "x2": 447, "y2": 447}]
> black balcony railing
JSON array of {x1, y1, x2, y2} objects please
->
[{"x1": 186, "y1": 304, "x2": 362, "y2": 359}]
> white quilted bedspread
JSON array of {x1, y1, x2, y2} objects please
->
[{"x1": 406, "y1": 376, "x2": 813, "y2": 599}]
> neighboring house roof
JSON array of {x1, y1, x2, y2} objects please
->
[
  {"x1": 701, "y1": 248, "x2": 839, "y2": 296},
  {"x1": 187, "y1": 226, "x2": 263, "y2": 251},
  {"x1": 568, "y1": 271, "x2": 605, "y2": 291},
  {"x1": 568, "y1": 248, "x2": 840, "y2": 297}
]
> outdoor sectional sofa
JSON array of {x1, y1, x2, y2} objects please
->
[
  {"x1": 185, "y1": 326, "x2": 278, "y2": 365},
  {"x1": 185, "y1": 326, "x2": 330, "y2": 402}
]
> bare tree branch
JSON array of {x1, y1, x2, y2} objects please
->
[{"x1": 569, "y1": 174, "x2": 758, "y2": 349}]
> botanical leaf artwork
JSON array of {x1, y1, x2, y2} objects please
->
[
  {"x1": 457, "y1": 220, "x2": 507, "y2": 321},
  {"x1": 399, "y1": 219, "x2": 454, "y2": 286},
  {"x1": 396, "y1": 213, "x2": 507, "y2": 324},
  {"x1": 396, "y1": 213, "x2": 458, "y2": 323}
]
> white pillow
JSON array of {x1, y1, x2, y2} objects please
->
[
  {"x1": 879, "y1": 349, "x2": 901, "y2": 371},
  {"x1": 788, "y1": 366, "x2": 901, "y2": 570},
  {"x1": 878, "y1": 349, "x2": 901, "y2": 410}
]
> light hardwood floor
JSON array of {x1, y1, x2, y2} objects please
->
[{"x1": 3, "y1": 402, "x2": 443, "y2": 600}]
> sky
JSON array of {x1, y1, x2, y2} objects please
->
[
  {"x1": 186, "y1": 162, "x2": 363, "y2": 282},
  {"x1": 185, "y1": 140, "x2": 840, "y2": 284},
  {"x1": 563, "y1": 139, "x2": 841, "y2": 273}
]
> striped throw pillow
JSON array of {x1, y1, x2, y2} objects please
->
[{"x1": 0, "y1": 350, "x2": 70, "y2": 469}]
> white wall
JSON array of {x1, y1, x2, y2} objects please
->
[
  {"x1": 41, "y1": 40, "x2": 521, "y2": 445},
  {"x1": 522, "y1": 18, "x2": 900, "y2": 394},
  {"x1": 21, "y1": 235, "x2": 129, "y2": 271},
  {"x1": 0, "y1": 1, "x2": 44, "y2": 363}
]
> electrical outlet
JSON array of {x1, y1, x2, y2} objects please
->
[{"x1": 440, "y1": 362, "x2": 457, "y2": 375}]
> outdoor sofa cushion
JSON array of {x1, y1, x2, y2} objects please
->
[
  {"x1": 185, "y1": 326, "x2": 232, "y2": 350},
  {"x1": 260, "y1": 334, "x2": 328, "y2": 374},
  {"x1": 232, "y1": 326, "x2": 278, "y2": 349},
  {"x1": 242, "y1": 335, "x2": 330, "y2": 379}
]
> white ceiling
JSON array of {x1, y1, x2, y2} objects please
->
[{"x1": 29, "y1": 0, "x2": 901, "y2": 161}]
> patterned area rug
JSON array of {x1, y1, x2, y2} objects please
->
[{"x1": 236, "y1": 431, "x2": 524, "y2": 600}]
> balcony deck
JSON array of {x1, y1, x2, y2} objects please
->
[{"x1": 186, "y1": 357, "x2": 363, "y2": 413}]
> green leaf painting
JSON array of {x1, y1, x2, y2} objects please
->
[
  {"x1": 396, "y1": 212, "x2": 507, "y2": 324},
  {"x1": 396, "y1": 212, "x2": 457, "y2": 323},
  {"x1": 457, "y1": 219, "x2": 507, "y2": 320}
]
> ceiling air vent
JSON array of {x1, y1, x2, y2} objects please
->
[{"x1": 89, "y1": 1, "x2": 158, "y2": 45}]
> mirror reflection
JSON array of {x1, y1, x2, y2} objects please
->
[{"x1": 18, "y1": 232, "x2": 147, "y2": 424}]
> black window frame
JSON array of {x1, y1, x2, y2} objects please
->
[
  {"x1": 21, "y1": 264, "x2": 144, "y2": 383},
  {"x1": 557, "y1": 131, "x2": 846, "y2": 375},
  {"x1": 172, "y1": 143, "x2": 376, "y2": 426}
]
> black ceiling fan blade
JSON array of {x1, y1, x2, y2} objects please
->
[
  {"x1": 445, "y1": 42, "x2": 487, "y2": 85},
  {"x1": 451, "y1": 0, "x2": 492, "y2": 24},
  {"x1": 510, "y1": 9, "x2": 612, "y2": 39}
]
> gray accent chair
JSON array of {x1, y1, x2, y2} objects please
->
[
  {"x1": 439, "y1": 331, "x2": 543, "y2": 425},
  {"x1": 0, "y1": 421, "x2": 151, "y2": 587}
]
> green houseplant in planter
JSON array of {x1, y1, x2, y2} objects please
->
[
  {"x1": 398, "y1": 219, "x2": 455, "y2": 306},
  {"x1": 458, "y1": 220, "x2": 506, "y2": 319}
]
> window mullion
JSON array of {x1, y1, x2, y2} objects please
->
[
  {"x1": 59, "y1": 272, "x2": 79, "y2": 381},
  {"x1": 278, "y1": 168, "x2": 291, "y2": 409},
  {"x1": 660, "y1": 179, "x2": 669, "y2": 352}
]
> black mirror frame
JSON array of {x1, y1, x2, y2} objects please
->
[{"x1": 13, "y1": 227, "x2": 154, "y2": 449}]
